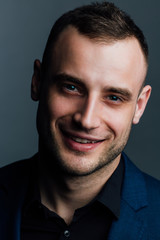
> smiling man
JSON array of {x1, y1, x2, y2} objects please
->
[{"x1": 0, "y1": 2, "x2": 160, "y2": 240}]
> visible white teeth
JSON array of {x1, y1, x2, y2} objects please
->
[{"x1": 72, "y1": 137, "x2": 97, "y2": 144}]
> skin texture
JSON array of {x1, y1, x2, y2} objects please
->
[{"x1": 31, "y1": 26, "x2": 151, "y2": 223}]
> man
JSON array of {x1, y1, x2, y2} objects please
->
[{"x1": 0, "y1": 2, "x2": 160, "y2": 240}]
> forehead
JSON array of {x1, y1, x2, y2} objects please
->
[{"x1": 51, "y1": 27, "x2": 147, "y2": 92}]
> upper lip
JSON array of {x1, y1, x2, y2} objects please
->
[{"x1": 61, "y1": 129, "x2": 105, "y2": 142}]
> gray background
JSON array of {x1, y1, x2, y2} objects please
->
[{"x1": 0, "y1": 0, "x2": 160, "y2": 179}]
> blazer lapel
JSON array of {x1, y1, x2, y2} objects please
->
[
  {"x1": 108, "y1": 153, "x2": 148, "y2": 240},
  {"x1": 108, "y1": 200, "x2": 147, "y2": 240}
]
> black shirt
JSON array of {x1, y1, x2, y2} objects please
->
[{"x1": 21, "y1": 159, "x2": 124, "y2": 240}]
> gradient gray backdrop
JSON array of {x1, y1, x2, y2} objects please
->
[{"x1": 0, "y1": 0, "x2": 160, "y2": 179}]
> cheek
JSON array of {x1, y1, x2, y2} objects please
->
[
  {"x1": 48, "y1": 94, "x2": 79, "y2": 120},
  {"x1": 103, "y1": 107, "x2": 135, "y2": 136}
]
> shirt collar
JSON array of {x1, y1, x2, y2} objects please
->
[
  {"x1": 23, "y1": 156, "x2": 124, "y2": 219},
  {"x1": 95, "y1": 158, "x2": 124, "y2": 219}
]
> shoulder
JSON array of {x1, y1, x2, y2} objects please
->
[
  {"x1": 122, "y1": 152, "x2": 160, "y2": 192},
  {"x1": 0, "y1": 158, "x2": 31, "y2": 174},
  {"x1": 122, "y1": 152, "x2": 160, "y2": 212},
  {"x1": 143, "y1": 171, "x2": 160, "y2": 190},
  {"x1": 122, "y1": 152, "x2": 160, "y2": 237},
  {"x1": 143, "y1": 172, "x2": 160, "y2": 207},
  {"x1": 0, "y1": 154, "x2": 38, "y2": 191},
  {"x1": 142, "y1": 173, "x2": 160, "y2": 239},
  {"x1": 0, "y1": 155, "x2": 36, "y2": 174}
]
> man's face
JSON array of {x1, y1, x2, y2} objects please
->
[{"x1": 33, "y1": 27, "x2": 150, "y2": 176}]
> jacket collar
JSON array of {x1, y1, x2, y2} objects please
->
[{"x1": 108, "y1": 152, "x2": 148, "y2": 240}]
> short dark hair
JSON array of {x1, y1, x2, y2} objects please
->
[{"x1": 41, "y1": 1, "x2": 148, "y2": 75}]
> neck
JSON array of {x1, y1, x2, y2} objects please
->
[{"x1": 38, "y1": 151, "x2": 120, "y2": 225}]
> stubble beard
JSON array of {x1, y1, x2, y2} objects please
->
[{"x1": 40, "y1": 124, "x2": 131, "y2": 178}]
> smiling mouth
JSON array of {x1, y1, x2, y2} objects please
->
[
  {"x1": 60, "y1": 128, "x2": 105, "y2": 152},
  {"x1": 61, "y1": 129, "x2": 103, "y2": 144},
  {"x1": 71, "y1": 136, "x2": 101, "y2": 144}
]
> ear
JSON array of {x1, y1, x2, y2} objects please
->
[
  {"x1": 133, "y1": 85, "x2": 151, "y2": 124},
  {"x1": 31, "y1": 59, "x2": 42, "y2": 101}
]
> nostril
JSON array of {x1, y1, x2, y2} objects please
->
[
  {"x1": 73, "y1": 112, "x2": 82, "y2": 123},
  {"x1": 72, "y1": 112, "x2": 84, "y2": 129}
]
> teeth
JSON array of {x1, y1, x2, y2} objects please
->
[{"x1": 72, "y1": 137, "x2": 98, "y2": 144}]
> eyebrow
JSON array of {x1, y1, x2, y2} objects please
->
[{"x1": 53, "y1": 73, "x2": 85, "y2": 86}]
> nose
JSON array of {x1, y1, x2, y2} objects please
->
[{"x1": 73, "y1": 94, "x2": 101, "y2": 130}]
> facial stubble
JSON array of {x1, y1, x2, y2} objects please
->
[{"x1": 41, "y1": 122, "x2": 131, "y2": 177}]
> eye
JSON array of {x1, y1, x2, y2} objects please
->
[
  {"x1": 64, "y1": 83, "x2": 78, "y2": 92},
  {"x1": 59, "y1": 82, "x2": 84, "y2": 96},
  {"x1": 108, "y1": 95, "x2": 121, "y2": 102}
]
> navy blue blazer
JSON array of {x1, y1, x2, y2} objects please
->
[{"x1": 0, "y1": 153, "x2": 160, "y2": 240}]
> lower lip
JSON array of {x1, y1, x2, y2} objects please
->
[{"x1": 62, "y1": 134, "x2": 103, "y2": 152}]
